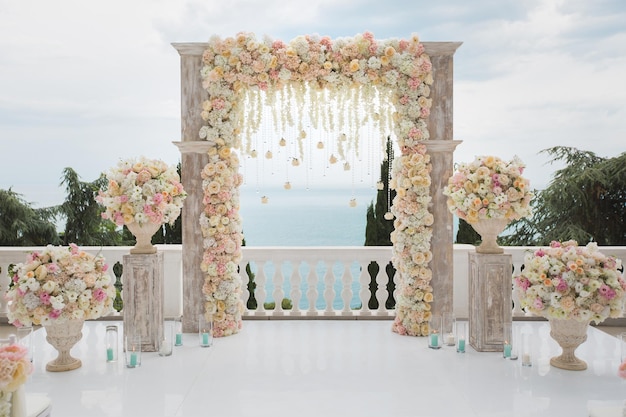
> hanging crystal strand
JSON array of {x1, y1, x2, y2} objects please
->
[{"x1": 384, "y1": 140, "x2": 394, "y2": 220}]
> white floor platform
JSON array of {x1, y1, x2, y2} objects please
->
[{"x1": 20, "y1": 320, "x2": 626, "y2": 417}]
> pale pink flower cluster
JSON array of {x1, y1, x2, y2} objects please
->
[
  {"x1": 514, "y1": 241, "x2": 625, "y2": 323},
  {"x1": 390, "y1": 144, "x2": 434, "y2": 336},
  {"x1": 199, "y1": 146, "x2": 245, "y2": 337},
  {"x1": 4, "y1": 244, "x2": 116, "y2": 327},
  {"x1": 0, "y1": 343, "x2": 33, "y2": 394},
  {"x1": 96, "y1": 156, "x2": 186, "y2": 226},
  {"x1": 443, "y1": 155, "x2": 533, "y2": 223}
]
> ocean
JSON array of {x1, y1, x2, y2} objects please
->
[{"x1": 238, "y1": 186, "x2": 379, "y2": 309}]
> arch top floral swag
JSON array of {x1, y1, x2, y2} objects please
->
[{"x1": 199, "y1": 31, "x2": 434, "y2": 337}]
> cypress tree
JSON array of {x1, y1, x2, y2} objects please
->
[{"x1": 364, "y1": 136, "x2": 396, "y2": 309}]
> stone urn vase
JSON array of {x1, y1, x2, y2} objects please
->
[
  {"x1": 126, "y1": 222, "x2": 161, "y2": 254},
  {"x1": 470, "y1": 218, "x2": 510, "y2": 254},
  {"x1": 44, "y1": 319, "x2": 84, "y2": 372},
  {"x1": 549, "y1": 318, "x2": 589, "y2": 371}
]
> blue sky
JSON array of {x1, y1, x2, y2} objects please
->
[{"x1": 1, "y1": 0, "x2": 625, "y2": 208}]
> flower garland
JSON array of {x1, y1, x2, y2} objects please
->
[
  {"x1": 198, "y1": 145, "x2": 245, "y2": 337},
  {"x1": 4, "y1": 244, "x2": 116, "y2": 327},
  {"x1": 390, "y1": 144, "x2": 434, "y2": 336},
  {"x1": 514, "y1": 240, "x2": 625, "y2": 323},
  {"x1": 200, "y1": 32, "x2": 433, "y2": 335}
]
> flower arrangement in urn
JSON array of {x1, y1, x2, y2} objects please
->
[
  {"x1": 513, "y1": 240, "x2": 625, "y2": 324},
  {"x1": 0, "y1": 342, "x2": 33, "y2": 415},
  {"x1": 96, "y1": 156, "x2": 187, "y2": 253},
  {"x1": 5, "y1": 244, "x2": 116, "y2": 327},
  {"x1": 443, "y1": 155, "x2": 533, "y2": 253}
]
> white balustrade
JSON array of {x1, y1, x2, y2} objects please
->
[{"x1": 1, "y1": 245, "x2": 624, "y2": 321}]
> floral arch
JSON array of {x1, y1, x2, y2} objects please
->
[{"x1": 173, "y1": 33, "x2": 461, "y2": 337}]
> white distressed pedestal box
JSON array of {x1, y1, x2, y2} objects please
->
[
  {"x1": 122, "y1": 253, "x2": 164, "y2": 352},
  {"x1": 468, "y1": 253, "x2": 512, "y2": 352}
]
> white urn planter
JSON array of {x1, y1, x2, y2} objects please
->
[
  {"x1": 470, "y1": 218, "x2": 510, "y2": 254},
  {"x1": 127, "y1": 222, "x2": 161, "y2": 254}
]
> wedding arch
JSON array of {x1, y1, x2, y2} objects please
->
[{"x1": 173, "y1": 33, "x2": 461, "y2": 337}]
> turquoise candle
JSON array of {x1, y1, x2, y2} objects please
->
[
  {"x1": 430, "y1": 332, "x2": 439, "y2": 347},
  {"x1": 457, "y1": 338, "x2": 466, "y2": 353},
  {"x1": 202, "y1": 332, "x2": 209, "y2": 346},
  {"x1": 503, "y1": 343, "x2": 512, "y2": 358},
  {"x1": 130, "y1": 352, "x2": 138, "y2": 367},
  {"x1": 175, "y1": 333, "x2": 182, "y2": 346},
  {"x1": 107, "y1": 348, "x2": 114, "y2": 361}
]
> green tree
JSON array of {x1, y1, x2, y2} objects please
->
[
  {"x1": 0, "y1": 188, "x2": 60, "y2": 246},
  {"x1": 58, "y1": 167, "x2": 126, "y2": 246},
  {"x1": 455, "y1": 218, "x2": 480, "y2": 245},
  {"x1": 502, "y1": 147, "x2": 626, "y2": 246},
  {"x1": 364, "y1": 136, "x2": 396, "y2": 309}
]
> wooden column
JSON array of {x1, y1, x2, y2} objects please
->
[
  {"x1": 424, "y1": 140, "x2": 462, "y2": 317},
  {"x1": 422, "y1": 42, "x2": 462, "y2": 319},
  {"x1": 172, "y1": 43, "x2": 213, "y2": 333},
  {"x1": 468, "y1": 253, "x2": 513, "y2": 352},
  {"x1": 123, "y1": 253, "x2": 164, "y2": 352}
]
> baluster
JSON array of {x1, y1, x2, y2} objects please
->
[
  {"x1": 256, "y1": 261, "x2": 267, "y2": 314},
  {"x1": 341, "y1": 262, "x2": 353, "y2": 313},
  {"x1": 375, "y1": 260, "x2": 389, "y2": 315},
  {"x1": 273, "y1": 260, "x2": 285, "y2": 315},
  {"x1": 511, "y1": 259, "x2": 527, "y2": 316},
  {"x1": 358, "y1": 260, "x2": 372, "y2": 315},
  {"x1": 306, "y1": 262, "x2": 318, "y2": 315},
  {"x1": 290, "y1": 261, "x2": 302, "y2": 314},
  {"x1": 323, "y1": 261, "x2": 335, "y2": 315},
  {"x1": 113, "y1": 261, "x2": 124, "y2": 313}
]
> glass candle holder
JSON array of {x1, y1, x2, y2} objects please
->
[
  {"x1": 503, "y1": 322, "x2": 512, "y2": 359},
  {"x1": 174, "y1": 316, "x2": 183, "y2": 346},
  {"x1": 428, "y1": 315, "x2": 442, "y2": 349},
  {"x1": 455, "y1": 320, "x2": 468, "y2": 353},
  {"x1": 510, "y1": 324, "x2": 519, "y2": 360},
  {"x1": 105, "y1": 325, "x2": 118, "y2": 362},
  {"x1": 442, "y1": 312, "x2": 455, "y2": 346},
  {"x1": 199, "y1": 313, "x2": 213, "y2": 348},
  {"x1": 521, "y1": 333, "x2": 532, "y2": 367},
  {"x1": 125, "y1": 334, "x2": 142, "y2": 368},
  {"x1": 159, "y1": 319, "x2": 174, "y2": 357},
  {"x1": 620, "y1": 333, "x2": 626, "y2": 362},
  {"x1": 17, "y1": 326, "x2": 34, "y2": 363}
]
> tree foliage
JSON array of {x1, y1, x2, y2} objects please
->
[
  {"x1": 364, "y1": 137, "x2": 396, "y2": 309},
  {"x1": 58, "y1": 167, "x2": 127, "y2": 246},
  {"x1": 0, "y1": 189, "x2": 60, "y2": 246},
  {"x1": 502, "y1": 147, "x2": 626, "y2": 246},
  {"x1": 455, "y1": 218, "x2": 480, "y2": 245}
]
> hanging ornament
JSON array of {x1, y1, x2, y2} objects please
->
[
  {"x1": 377, "y1": 181, "x2": 384, "y2": 190},
  {"x1": 284, "y1": 181, "x2": 292, "y2": 190},
  {"x1": 292, "y1": 158, "x2": 300, "y2": 167},
  {"x1": 329, "y1": 154, "x2": 338, "y2": 164},
  {"x1": 279, "y1": 138, "x2": 287, "y2": 146},
  {"x1": 384, "y1": 212, "x2": 394, "y2": 220},
  {"x1": 265, "y1": 150, "x2": 273, "y2": 159},
  {"x1": 299, "y1": 130, "x2": 307, "y2": 139},
  {"x1": 349, "y1": 198, "x2": 357, "y2": 208},
  {"x1": 339, "y1": 133, "x2": 347, "y2": 141},
  {"x1": 250, "y1": 149, "x2": 258, "y2": 158},
  {"x1": 343, "y1": 162, "x2": 351, "y2": 171},
  {"x1": 316, "y1": 141, "x2": 324, "y2": 149},
  {"x1": 261, "y1": 196, "x2": 269, "y2": 204}
]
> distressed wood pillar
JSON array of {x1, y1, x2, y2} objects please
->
[
  {"x1": 422, "y1": 42, "x2": 463, "y2": 318},
  {"x1": 172, "y1": 43, "x2": 212, "y2": 333},
  {"x1": 123, "y1": 253, "x2": 164, "y2": 352}
]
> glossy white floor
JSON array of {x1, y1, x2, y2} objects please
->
[{"x1": 17, "y1": 320, "x2": 626, "y2": 417}]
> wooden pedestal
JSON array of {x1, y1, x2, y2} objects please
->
[
  {"x1": 468, "y1": 253, "x2": 512, "y2": 352},
  {"x1": 123, "y1": 253, "x2": 164, "y2": 352}
]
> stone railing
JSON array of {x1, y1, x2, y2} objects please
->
[{"x1": 1, "y1": 245, "x2": 624, "y2": 320}]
